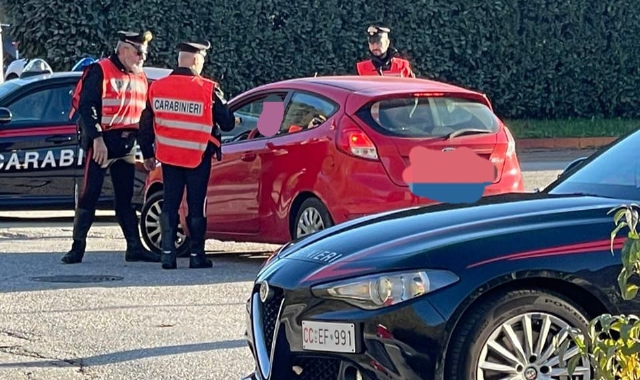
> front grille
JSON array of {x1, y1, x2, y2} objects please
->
[
  {"x1": 292, "y1": 357, "x2": 341, "y2": 380},
  {"x1": 261, "y1": 289, "x2": 284, "y2": 352}
]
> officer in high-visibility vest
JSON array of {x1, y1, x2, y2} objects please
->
[
  {"x1": 356, "y1": 25, "x2": 415, "y2": 77},
  {"x1": 61, "y1": 30, "x2": 161, "y2": 264},
  {"x1": 138, "y1": 41, "x2": 236, "y2": 270}
]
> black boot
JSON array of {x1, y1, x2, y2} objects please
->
[
  {"x1": 117, "y1": 207, "x2": 161, "y2": 262},
  {"x1": 188, "y1": 216, "x2": 212, "y2": 269},
  {"x1": 61, "y1": 208, "x2": 95, "y2": 264},
  {"x1": 160, "y1": 213, "x2": 177, "y2": 270}
]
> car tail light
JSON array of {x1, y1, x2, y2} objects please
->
[
  {"x1": 489, "y1": 125, "x2": 516, "y2": 182},
  {"x1": 504, "y1": 126, "x2": 516, "y2": 158},
  {"x1": 489, "y1": 124, "x2": 518, "y2": 182},
  {"x1": 412, "y1": 92, "x2": 445, "y2": 97},
  {"x1": 336, "y1": 115, "x2": 379, "y2": 161}
]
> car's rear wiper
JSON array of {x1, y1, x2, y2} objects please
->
[{"x1": 444, "y1": 128, "x2": 493, "y2": 140}]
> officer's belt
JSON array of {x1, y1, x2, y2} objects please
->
[{"x1": 103, "y1": 123, "x2": 139, "y2": 136}]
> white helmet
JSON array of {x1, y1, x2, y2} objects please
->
[{"x1": 19, "y1": 58, "x2": 53, "y2": 78}]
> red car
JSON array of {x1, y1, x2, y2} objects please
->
[{"x1": 140, "y1": 75, "x2": 524, "y2": 256}]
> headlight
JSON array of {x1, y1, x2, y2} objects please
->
[{"x1": 311, "y1": 270, "x2": 459, "y2": 310}]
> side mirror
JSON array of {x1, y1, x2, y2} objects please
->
[
  {"x1": 0, "y1": 107, "x2": 12, "y2": 124},
  {"x1": 558, "y1": 157, "x2": 587, "y2": 179}
]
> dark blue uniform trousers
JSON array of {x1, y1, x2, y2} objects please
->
[{"x1": 160, "y1": 148, "x2": 213, "y2": 261}]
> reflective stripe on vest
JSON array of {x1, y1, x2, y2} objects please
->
[
  {"x1": 98, "y1": 59, "x2": 148, "y2": 130},
  {"x1": 156, "y1": 134, "x2": 208, "y2": 151},
  {"x1": 154, "y1": 117, "x2": 213, "y2": 133},
  {"x1": 148, "y1": 74, "x2": 216, "y2": 168}
]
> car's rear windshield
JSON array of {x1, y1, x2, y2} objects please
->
[{"x1": 356, "y1": 95, "x2": 500, "y2": 138}]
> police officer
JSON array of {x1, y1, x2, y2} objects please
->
[
  {"x1": 356, "y1": 25, "x2": 415, "y2": 77},
  {"x1": 61, "y1": 30, "x2": 161, "y2": 264},
  {"x1": 138, "y1": 41, "x2": 236, "y2": 270}
]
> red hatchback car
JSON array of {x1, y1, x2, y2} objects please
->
[{"x1": 140, "y1": 75, "x2": 524, "y2": 256}]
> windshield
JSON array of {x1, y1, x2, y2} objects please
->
[
  {"x1": 357, "y1": 95, "x2": 500, "y2": 138},
  {"x1": 0, "y1": 81, "x2": 21, "y2": 99},
  {"x1": 547, "y1": 129, "x2": 640, "y2": 200}
]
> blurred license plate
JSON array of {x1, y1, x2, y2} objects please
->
[{"x1": 302, "y1": 320, "x2": 355, "y2": 353}]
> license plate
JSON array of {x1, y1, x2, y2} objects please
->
[{"x1": 302, "y1": 320, "x2": 356, "y2": 353}]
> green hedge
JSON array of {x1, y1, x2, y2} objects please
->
[{"x1": 3, "y1": 0, "x2": 640, "y2": 120}]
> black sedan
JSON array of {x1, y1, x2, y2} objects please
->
[
  {"x1": 0, "y1": 68, "x2": 170, "y2": 211},
  {"x1": 241, "y1": 126, "x2": 640, "y2": 380}
]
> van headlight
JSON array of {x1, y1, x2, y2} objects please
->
[{"x1": 311, "y1": 270, "x2": 459, "y2": 310}]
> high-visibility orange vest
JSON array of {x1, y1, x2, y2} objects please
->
[
  {"x1": 148, "y1": 74, "x2": 219, "y2": 168},
  {"x1": 356, "y1": 58, "x2": 414, "y2": 77},
  {"x1": 69, "y1": 59, "x2": 148, "y2": 130}
]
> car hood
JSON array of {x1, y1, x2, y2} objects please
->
[{"x1": 264, "y1": 192, "x2": 627, "y2": 285}]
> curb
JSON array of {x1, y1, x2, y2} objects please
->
[{"x1": 516, "y1": 137, "x2": 618, "y2": 150}]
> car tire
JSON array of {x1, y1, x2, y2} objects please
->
[
  {"x1": 292, "y1": 197, "x2": 333, "y2": 240},
  {"x1": 140, "y1": 191, "x2": 190, "y2": 258},
  {"x1": 446, "y1": 288, "x2": 593, "y2": 380}
]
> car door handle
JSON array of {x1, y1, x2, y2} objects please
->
[
  {"x1": 46, "y1": 135, "x2": 73, "y2": 143},
  {"x1": 241, "y1": 152, "x2": 256, "y2": 161}
]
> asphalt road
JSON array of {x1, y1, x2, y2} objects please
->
[{"x1": 0, "y1": 149, "x2": 595, "y2": 380}]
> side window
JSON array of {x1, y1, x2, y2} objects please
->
[
  {"x1": 6, "y1": 84, "x2": 76, "y2": 125},
  {"x1": 229, "y1": 93, "x2": 287, "y2": 139},
  {"x1": 548, "y1": 130, "x2": 640, "y2": 200},
  {"x1": 235, "y1": 99, "x2": 264, "y2": 118},
  {"x1": 279, "y1": 92, "x2": 338, "y2": 135}
]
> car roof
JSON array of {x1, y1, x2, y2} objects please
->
[
  {"x1": 254, "y1": 75, "x2": 484, "y2": 96},
  {"x1": 5, "y1": 66, "x2": 172, "y2": 87},
  {"x1": 7, "y1": 71, "x2": 82, "y2": 86}
]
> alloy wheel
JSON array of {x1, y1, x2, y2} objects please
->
[
  {"x1": 296, "y1": 207, "x2": 325, "y2": 237},
  {"x1": 143, "y1": 198, "x2": 187, "y2": 251},
  {"x1": 477, "y1": 312, "x2": 591, "y2": 380}
]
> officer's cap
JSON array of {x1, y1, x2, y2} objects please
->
[
  {"x1": 366, "y1": 25, "x2": 391, "y2": 42},
  {"x1": 177, "y1": 41, "x2": 212, "y2": 56},
  {"x1": 118, "y1": 30, "x2": 153, "y2": 46}
]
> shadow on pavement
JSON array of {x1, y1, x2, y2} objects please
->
[
  {"x1": 0, "y1": 339, "x2": 246, "y2": 368},
  {"x1": 0, "y1": 215, "x2": 118, "y2": 226},
  {"x1": 0, "y1": 250, "x2": 270, "y2": 294},
  {"x1": 1, "y1": 301, "x2": 247, "y2": 316}
]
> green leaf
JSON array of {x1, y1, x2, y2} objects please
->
[
  {"x1": 567, "y1": 354, "x2": 580, "y2": 376},
  {"x1": 618, "y1": 267, "x2": 630, "y2": 298},
  {"x1": 555, "y1": 336, "x2": 570, "y2": 363},
  {"x1": 620, "y1": 322, "x2": 632, "y2": 342},
  {"x1": 614, "y1": 208, "x2": 628, "y2": 225},
  {"x1": 611, "y1": 223, "x2": 628, "y2": 253},
  {"x1": 624, "y1": 284, "x2": 639, "y2": 300}
]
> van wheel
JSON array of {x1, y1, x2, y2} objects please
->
[
  {"x1": 140, "y1": 191, "x2": 190, "y2": 258},
  {"x1": 292, "y1": 197, "x2": 333, "y2": 240}
]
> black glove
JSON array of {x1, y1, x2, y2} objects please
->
[{"x1": 213, "y1": 127, "x2": 222, "y2": 161}]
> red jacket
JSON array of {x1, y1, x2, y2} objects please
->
[{"x1": 356, "y1": 57, "x2": 414, "y2": 77}]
